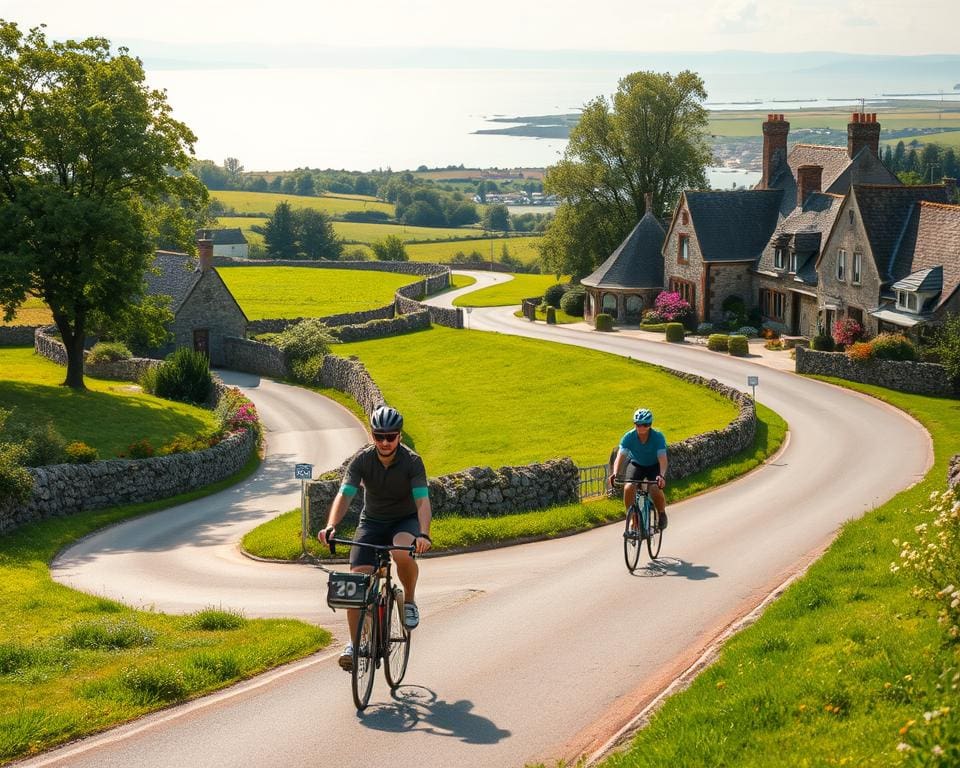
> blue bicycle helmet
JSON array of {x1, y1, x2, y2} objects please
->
[
  {"x1": 633, "y1": 408, "x2": 654, "y2": 425},
  {"x1": 370, "y1": 405, "x2": 403, "y2": 432}
]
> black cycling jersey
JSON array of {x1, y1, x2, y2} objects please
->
[{"x1": 342, "y1": 443, "x2": 428, "y2": 522}]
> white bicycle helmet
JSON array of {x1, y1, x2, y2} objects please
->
[
  {"x1": 633, "y1": 408, "x2": 654, "y2": 425},
  {"x1": 370, "y1": 405, "x2": 403, "y2": 432}
]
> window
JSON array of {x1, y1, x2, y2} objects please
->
[
  {"x1": 669, "y1": 278, "x2": 695, "y2": 306},
  {"x1": 852, "y1": 252, "x2": 862, "y2": 284},
  {"x1": 837, "y1": 249, "x2": 846, "y2": 282},
  {"x1": 789, "y1": 251, "x2": 798, "y2": 273},
  {"x1": 759, "y1": 289, "x2": 785, "y2": 321},
  {"x1": 849, "y1": 209, "x2": 854, "y2": 225},
  {"x1": 625, "y1": 295, "x2": 643, "y2": 316},
  {"x1": 897, "y1": 291, "x2": 918, "y2": 312},
  {"x1": 678, "y1": 234, "x2": 690, "y2": 264},
  {"x1": 774, "y1": 247, "x2": 785, "y2": 270},
  {"x1": 848, "y1": 306, "x2": 863, "y2": 325},
  {"x1": 602, "y1": 293, "x2": 618, "y2": 315}
]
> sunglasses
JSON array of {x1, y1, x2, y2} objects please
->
[
  {"x1": 373, "y1": 432, "x2": 400, "y2": 443},
  {"x1": 635, "y1": 423, "x2": 651, "y2": 428}
]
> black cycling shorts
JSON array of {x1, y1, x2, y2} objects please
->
[
  {"x1": 624, "y1": 461, "x2": 660, "y2": 483},
  {"x1": 349, "y1": 515, "x2": 420, "y2": 569}
]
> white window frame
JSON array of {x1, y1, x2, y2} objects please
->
[
  {"x1": 774, "y1": 247, "x2": 785, "y2": 270},
  {"x1": 789, "y1": 251, "x2": 798, "y2": 273},
  {"x1": 678, "y1": 235, "x2": 689, "y2": 263},
  {"x1": 897, "y1": 291, "x2": 918, "y2": 312},
  {"x1": 837, "y1": 249, "x2": 846, "y2": 282},
  {"x1": 852, "y1": 252, "x2": 862, "y2": 285}
]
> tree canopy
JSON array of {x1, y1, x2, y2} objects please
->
[
  {"x1": 540, "y1": 70, "x2": 712, "y2": 278},
  {"x1": 0, "y1": 21, "x2": 207, "y2": 388}
]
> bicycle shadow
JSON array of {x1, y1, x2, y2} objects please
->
[
  {"x1": 629, "y1": 556, "x2": 718, "y2": 580},
  {"x1": 358, "y1": 685, "x2": 511, "y2": 744}
]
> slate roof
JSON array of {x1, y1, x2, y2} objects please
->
[
  {"x1": 581, "y1": 210, "x2": 666, "y2": 289},
  {"x1": 892, "y1": 266, "x2": 942, "y2": 293},
  {"x1": 196, "y1": 227, "x2": 247, "y2": 245},
  {"x1": 852, "y1": 185, "x2": 951, "y2": 283},
  {"x1": 895, "y1": 201, "x2": 960, "y2": 311},
  {"x1": 144, "y1": 251, "x2": 201, "y2": 313},
  {"x1": 684, "y1": 189, "x2": 784, "y2": 262}
]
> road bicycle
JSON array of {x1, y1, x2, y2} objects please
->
[
  {"x1": 325, "y1": 537, "x2": 415, "y2": 710},
  {"x1": 616, "y1": 478, "x2": 663, "y2": 571}
]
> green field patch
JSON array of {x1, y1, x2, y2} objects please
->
[
  {"x1": 334, "y1": 221, "x2": 481, "y2": 243},
  {"x1": 334, "y1": 325, "x2": 738, "y2": 475},
  {"x1": 211, "y1": 189, "x2": 394, "y2": 217},
  {"x1": 217, "y1": 265, "x2": 415, "y2": 320},
  {"x1": 406, "y1": 236, "x2": 542, "y2": 265},
  {"x1": 0, "y1": 348, "x2": 217, "y2": 458},
  {"x1": 454, "y1": 274, "x2": 565, "y2": 307},
  {"x1": 1, "y1": 296, "x2": 52, "y2": 327}
]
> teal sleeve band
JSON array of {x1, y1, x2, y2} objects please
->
[
  {"x1": 412, "y1": 486, "x2": 429, "y2": 499},
  {"x1": 340, "y1": 483, "x2": 358, "y2": 497},
  {"x1": 657, "y1": 449, "x2": 667, "y2": 458}
]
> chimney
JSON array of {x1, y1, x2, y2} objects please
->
[
  {"x1": 796, "y1": 164, "x2": 823, "y2": 207},
  {"x1": 197, "y1": 238, "x2": 214, "y2": 272},
  {"x1": 761, "y1": 114, "x2": 790, "y2": 189},
  {"x1": 943, "y1": 177, "x2": 958, "y2": 202},
  {"x1": 847, "y1": 112, "x2": 881, "y2": 158}
]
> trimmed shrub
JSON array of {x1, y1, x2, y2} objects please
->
[
  {"x1": 871, "y1": 333, "x2": 918, "y2": 361},
  {"x1": 126, "y1": 439, "x2": 155, "y2": 459},
  {"x1": 696, "y1": 322, "x2": 714, "y2": 336},
  {"x1": 559, "y1": 286, "x2": 586, "y2": 317},
  {"x1": 64, "y1": 441, "x2": 99, "y2": 463},
  {"x1": 736, "y1": 326, "x2": 759, "y2": 338},
  {"x1": 543, "y1": 282, "x2": 570, "y2": 308},
  {"x1": 87, "y1": 341, "x2": 132, "y2": 364},
  {"x1": 642, "y1": 309, "x2": 665, "y2": 324},
  {"x1": 846, "y1": 341, "x2": 874, "y2": 362},
  {"x1": 147, "y1": 348, "x2": 213, "y2": 404},
  {"x1": 665, "y1": 323, "x2": 685, "y2": 343},
  {"x1": 811, "y1": 334, "x2": 835, "y2": 351},
  {"x1": 728, "y1": 335, "x2": 749, "y2": 356},
  {"x1": 639, "y1": 322, "x2": 668, "y2": 332},
  {"x1": 707, "y1": 334, "x2": 729, "y2": 352},
  {"x1": 545, "y1": 306, "x2": 557, "y2": 324},
  {"x1": 595, "y1": 313, "x2": 614, "y2": 332}
]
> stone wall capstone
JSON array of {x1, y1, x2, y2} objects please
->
[
  {"x1": 329, "y1": 311, "x2": 431, "y2": 342},
  {"x1": 318, "y1": 354, "x2": 384, "y2": 415},
  {"x1": 795, "y1": 347, "x2": 954, "y2": 396}
]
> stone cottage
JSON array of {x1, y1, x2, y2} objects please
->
[
  {"x1": 145, "y1": 239, "x2": 248, "y2": 365},
  {"x1": 195, "y1": 227, "x2": 249, "y2": 259},
  {"x1": 581, "y1": 194, "x2": 665, "y2": 323},
  {"x1": 817, "y1": 184, "x2": 957, "y2": 338}
]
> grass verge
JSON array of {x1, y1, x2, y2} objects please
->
[
  {"x1": 0, "y1": 450, "x2": 332, "y2": 764},
  {"x1": 589, "y1": 379, "x2": 960, "y2": 767},
  {"x1": 454, "y1": 274, "x2": 566, "y2": 307},
  {"x1": 242, "y1": 404, "x2": 786, "y2": 561}
]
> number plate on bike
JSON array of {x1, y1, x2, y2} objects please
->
[{"x1": 326, "y1": 572, "x2": 373, "y2": 609}]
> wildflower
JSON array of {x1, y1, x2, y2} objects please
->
[
  {"x1": 932, "y1": 745, "x2": 944, "y2": 756},
  {"x1": 896, "y1": 742, "x2": 911, "y2": 752}
]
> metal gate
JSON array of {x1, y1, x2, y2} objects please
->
[{"x1": 577, "y1": 463, "x2": 610, "y2": 501}]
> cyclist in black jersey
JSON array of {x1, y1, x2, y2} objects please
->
[{"x1": 319, "y1": 406, "x2": 432, "y2": 671}]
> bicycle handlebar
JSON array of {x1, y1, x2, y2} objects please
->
[{"x1": 326, "y1": 535, "x2": 417, "y2": 558}]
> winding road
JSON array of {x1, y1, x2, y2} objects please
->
[{"x1": 31, "y1": 272, "x2": 931, "y2": 768}]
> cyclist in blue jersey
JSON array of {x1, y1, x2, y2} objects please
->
[
  {"x1": 319, "y1": 405, "x2": 432, "y2": 671},
  {"x1": 609, "y1": 407, "x2": 669, "y2": 530}
]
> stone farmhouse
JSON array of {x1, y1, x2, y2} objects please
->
[
  {"x1": 195, "y1": 227, "x2": 249, "y2": 259},
  {"x1": 586, "y1": 111, "x2": 958, "y2": 339},
  {"x1": 145, "y1": 239, "x2": 248, "y2": 365}
]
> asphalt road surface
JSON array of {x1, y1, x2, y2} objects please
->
[{"x1": 33, "y1": 278, "x2": 931, "y2": 768}]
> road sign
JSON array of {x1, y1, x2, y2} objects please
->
[
  {"x1": 294, "y1": 463, "x2": 313, "y2": 480},
  {"x1": 295, "y1": 463, "x2": 314, "y2": 557},
  {"x1": 747, "y1": 376, "x2": 759, "y2": 387}
]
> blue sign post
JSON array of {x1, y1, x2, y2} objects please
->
[
  {"x1": 747, "y1": 376, "x2": 759, "y2": 424},
  {"x1": 295, "y1": 463, "x2": 313, "y2": 555}
]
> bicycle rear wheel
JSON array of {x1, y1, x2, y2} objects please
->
[
  {"x1": 646, "y1": 501, "x2": 663, "y2": 559},
  {"x1": 623, "y1": 507, "x2": 641, "y2": 572},
  {"x1": 384, "y1": 586, "x2": 410, "y2": 688},
  {"x1": 351, "y1": 606, "x2": 377, "y2": 710}
]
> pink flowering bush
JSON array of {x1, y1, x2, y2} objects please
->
[
  {"x1": 214, "y1": 387, "x2": 262, "y2": 446},
  {"x1": 832, "y1": 317, "x2": 865, "y2": 346},
  {"x1": 653, "y1": 291, "x2": 693, "y2": 325}
]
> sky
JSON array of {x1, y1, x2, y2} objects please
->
[{"x1": 1, "y1": 0, "x2": 959, "y2": 56}]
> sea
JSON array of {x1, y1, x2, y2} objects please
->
[{"x1": 146, "y1": 63, "x2": 960, "y2": 187}]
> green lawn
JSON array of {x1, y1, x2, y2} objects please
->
[
  {"x1": 217, "y1": 266, "x2": 416, "y2": 320},
  {"x1": 211, "y1": 190, "x2": 393, "y2": 217},
  {"x1": 333, "y1": 326, "x2": 738, "y2": 476},
  {"x1": 454, "y1": 274, "x2": 566, "y2": 307},
  {"x1": 406, "y1": 236, "x2": 542, "y2": 265},
  {"x1": 0, "y1": 348, "x2": 217, "y2": 458},
  {"x1": 593, "y1": 381, "x2": 960, "y2": 768}
]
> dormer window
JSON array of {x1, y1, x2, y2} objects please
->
[
  {"x1": 774, "y1": 247, "x2": 785, "y2": 270},
  {"x1": 897, "y1": 291, "x2": 918, "y2": 312},
  {"x1": 837, "y1": 249, "x2": 846, "y2": 282},
  {"x1": 789, "y1": 251, "x2": 798, "y2": 273}
]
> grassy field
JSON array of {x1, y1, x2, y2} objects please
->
[
  {"x1": 406, "y1": 236, "x2": 542, "y2": 265},
  {"x1": 211, "y1": 190, "x2": 394, "y2": 217},
  {"x1": 0, "y1": 348, "x2": 217, "y2": 458},
  {"x1": 709, "y1": 106, "x2": 960, "y2": 138},
  {"x1": 332, "y1": 326, "x2": 739, "y2": 475},
  {"x1": 453, "y1": 274, "x2": 565, "y2": 307},
  {"x1": 217, "y1": 266, "x2": 415, "y2": 320},
  {"x1": 1, "y1": 296, "x2": 52, "y2": 326},
  {"x1": 590, "y1": 381, "x2": 960, "y2": 768}
]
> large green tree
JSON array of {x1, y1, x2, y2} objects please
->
[
  {"x1": 0, "y1": 22, "x2": 206, "y2": 389},
  {"x1": 540, "y1": 70, "x2": 712, "y2": 278}
]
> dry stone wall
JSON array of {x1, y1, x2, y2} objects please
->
[
  {"x1": 34, "y1": 327, "x2": 160, "y2": 382},
  {"x1": 0, "y1": 326, "x2": 41, "y2": 346},
  {"x1": 223, "y1": 337, "x2": 288, "y2": 378},
  {"x1": 949, "y1": 455, "x2": 960, "y2": 492},
  {"x1": 795, "y1": 347, "x2": 954, "y2": 396}
]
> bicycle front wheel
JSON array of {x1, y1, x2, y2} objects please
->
[
  {"x1": 384, "y1": 586, "x2": 410, "y2": 688},
  {"x1": 623, "y1": 507, "x2": 641, "y2": 572},
  {"x1": 647, "y1": 503, "x2": 663, "y2": 559},
  {"x1": 351, "y1": 606, "x2": 377, "y2": 710}
]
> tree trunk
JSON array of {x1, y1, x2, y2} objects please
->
[{"x1": 55, "y1": 316, "x2": 87, "y2": 390}]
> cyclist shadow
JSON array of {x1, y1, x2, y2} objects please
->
[
  {"x1": 358, "y1": 686, "x2": 511, "y2": 744},
  {"x1": 629, "y1": 556, "x2": 717, "y2": 580}
]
